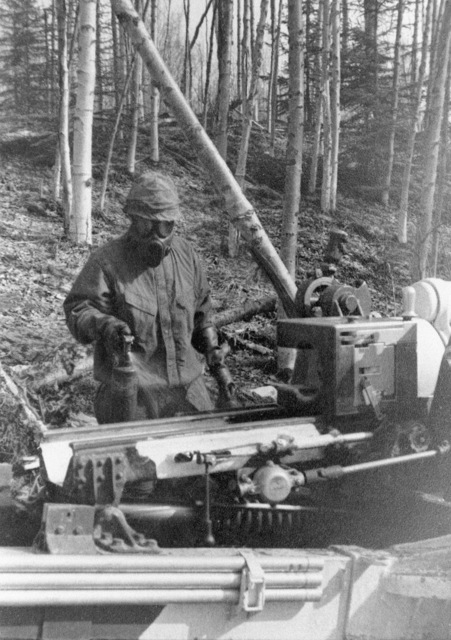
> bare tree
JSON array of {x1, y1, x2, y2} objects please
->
[
  {"x1": 268, "y1": 0, "x2": 283, "y2": 154},
  {"x1": 278, "y1": 0, "x2": 304, "y2": 373},
  {"x1": 232, "y1": 0, "x2": 269, "y2": 257},
  {"x1": 414, "y1": 0, "x2": 451, "y2": 280},
  {"x1": 381, "y1": 0, "x2": 404, "y2": 206},
  {"x1": 95, "y1": 0, "x2": 104, "y2": 117},
  {"x1": 181, "y1": 0, "x2": 192, "y2": 99},
  {"x1": 56, "y1": 0, "x2": 72, "y2": 231},
  {"x1": 398, "y1": 0, "x2": 432, "y2": 242},
  {"x1": 216, "y1": 0, "x2": 233, "y2": 159},
  {"x1": 330, "y1": 0, "x2": 340, "y2": 211},
  {"x1": 342, "y1": 0, "x2": 349, "y2": 57},
  {"x1": 127, "y1": 0, "x2": 143, "y2": 174},
  {"x1": 203, "y1": 0, "x2": 217, "y2": 128},
  {"x1": 235, "y1": 0, "x2": 269, "y2": 189},
  {"x1": 320, "y1": 0, "x2": 332, "y2": 212},
  {"x1": 99, "y1": 54, "x2": 136, "y2": 211},
  {"x1": 308, "y1": 0, "x2": 323, "y2": 195},
  {"x1": 71, "y1": 0, "x2": 97, "y2": 244},
  {"x1": 431, "y1": 60, "x2": 451, "y2": 275},
  {"x1": 280, "y1": 0, "x2": 304, "y2": 278},
  {"x1": 111, "y1": 5, "x2": 121, "y2": 111},
  {"x1": 410, "y1": 0, "x2": 421, "y2": 86},
  {"x1": 237, "y1": 0, "x2": 242, "y2": 100},
  {"x1": 148, "y1": 0, "x2": 159, "y2": 164}
]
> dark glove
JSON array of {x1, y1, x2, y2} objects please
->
[
  {"x1": 196, "y1": 326, "x2": 240, "y2": 410},
  {"x1": 102, "y1": 319, "x2": 132, "y2": 356},
  {"x1": 215, "y1": 364, "x2": 240, "y2": 410}
]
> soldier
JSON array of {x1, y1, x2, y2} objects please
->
[{"x1": 64, "y1": 171, "x2": 237, "y2": 423}]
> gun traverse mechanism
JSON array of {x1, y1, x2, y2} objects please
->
[{"x1": 25, "y1": 234, "x2": 451, "y2": 553}]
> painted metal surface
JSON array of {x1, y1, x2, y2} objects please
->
[{"x1": 0, "y1": 539, "x2": 450, "y2": 640}]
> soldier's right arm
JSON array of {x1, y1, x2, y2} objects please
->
[{"x1": 63, "y1": 257, "x2": 117, "y2": 345}]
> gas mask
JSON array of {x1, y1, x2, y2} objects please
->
[
  {"x1": 125, "y1": 172, "x2": 181, "y2": 268},
  {"x1": 129, "y1": 218, "x2": 175, "y2": 268}
]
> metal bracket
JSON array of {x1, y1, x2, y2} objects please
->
[
  {"x1": 33, "y1": 504, "x2": 97, "y2": 554},
  {"x1": 71, "y1": 450, "x2": 127, "y2": 505},
  {"x1": 238, "y1": 549, "x2": 266, "y2": 613}
]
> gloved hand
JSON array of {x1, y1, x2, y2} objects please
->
[
  {"x1": 196, "y1": 326, "x2": 240, "y2": 410},
  {"x1": 102, "y1": 319, "x2": 132, "y2": 356},
  {"x1": 215, "y1": 365, "x2": 240, "y2": 410}
]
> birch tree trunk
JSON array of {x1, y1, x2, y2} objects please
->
[
  {"x1": 398, "y1": 0, "x2": 432, "y2": 242},
  {"x1": 68, "y1": 2, "x2": 80, "y2": 108},
  {"x1": 240, "y1": 0, "x2": 251, "y2": 126},
  {"x1": 320, "y1": 0, "x2": 332, "y2": 213},
  {"x1": 342, "y1": 0, "x2": 349, "y2": 57},
  {"x1": 235, "y1": 0, "x2": 269, "y2": 189},
  {"x1": 361, "y1": 0, "x2": 378, "y2": 180},
  {"x1": 163, "y1": 0, "x2": 172, "y2": 60},
  {"x1": 231, "y1": 0, "x2": 269, "y2": 258},
  {"x1": 411, "y1": 0, "x2": 420, "y2": 86},
  {"x1": 53, "y1": 144, "x2": 62, "y2": 202},
  {"x1": 99, "y1": 54, "x2": 136, "y2": 211},
  {"x1": 71, "y1": 0, "x2": 96, "y2": 245},
  {"x1": 56, "y1": 0, "x2": 73, "y2": 232},
  {"x1": 280, "y1": 0, "x2": 304, "y2": 277},
  {"x1": 304, "y1": 0, "x2": 312, "y2": 124},
  {"x1": 127, "y1": 0, "x2": 143, "y2": 174},
  {"x1": 190, "y1": 0, "x2": 214, "y2": 52},
  {"x1": 50, "y1": 0, "x2": 57, "y2": 116},
  {"x1": 53, "y1": 5, "x2": 61, "y2": 201},
  {"x1": 308, "y1": 0, "x2": 323, "y2": 195},
  {"x1": 216, "y1": 0, "x2": 233, "y2": 160},
  {"x1": 149, "y1": 0, "x2": 159, "y2": 164},
  {"x1": 413, "y1": 0, "x2": 451, "y2": 280},
  {"x1": 95, "y1": 0, "x2": 104, "y2": 118},
  {"x1": 203, "y1": 0, "x2": 217, "y2": 128},
  {"x1": 267, "y1": 0, "x2": 276, "y2": 132},
  {"x1": 181, "y1": 0, "x2": 192, "y2": 100},
  {"x1": 110, "y1": 0, "x2": 297, "y2": 316},
  {"x1": 278, "y1": 0, "x2": 304, "y2": 373},
  {"x1": 111, "y1": 6, "x2": 121, "y2": 111},
  {"x1": 329, "y1": 0, "x2": 340, "y2": 212},
  {"x1": 431, "y1": 60, "x2": 451, "y2": 275},
  {"x1": 425, "y1": 0, "x2": 440, "y2": 128},
  {"x1": 381, "y1": 0, "x2": 403, "y2": 207},
  {"x1": 119, "y1": 21, "x2": 129, "y2": 115},
  {"x1": 268, "y1": 0, "x2": 283, "y2": 154},
  {"x1": 44, "y1": 9, "x2": 51, "y2": 114}
]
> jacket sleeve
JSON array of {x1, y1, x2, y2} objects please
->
[{"x1": 63, "y1": 256, "x2": 117, "y2": 345}]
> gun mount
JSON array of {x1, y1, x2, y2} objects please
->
[{"x1": 20, "y1": 267, "x2": 451, "y2": 553}]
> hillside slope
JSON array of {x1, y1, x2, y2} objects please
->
[{"x1": 0, "y1": 122, "x2": 440, "y2": 463}]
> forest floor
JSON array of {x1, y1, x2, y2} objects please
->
[{"x1": 0, "y1": 117, "x2": 447, "y2": 468}]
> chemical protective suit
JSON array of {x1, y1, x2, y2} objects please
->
[{"x1": 64, "y1": 172, "x2": 236, "y2": 423}]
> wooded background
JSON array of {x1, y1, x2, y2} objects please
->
[
  {"x1": 1, "y1": 0, "x2": 451, "y2": 292},
  {"x1": 1, "y1": 0, "x2": 451, "y2": 465}
]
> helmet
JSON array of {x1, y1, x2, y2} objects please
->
[
  {"x1": 124, "y1": 171, "x2": 181, "y2": 221},
  {"x1": 126, "y1": 173, "x2": 180, "y2": 268}
]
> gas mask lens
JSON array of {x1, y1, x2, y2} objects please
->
[
  {"x1": 153, "y1": 221, "x2": 174, "y2": 238},
  {"x1": 134, "y1": 219, "x2": 175, "y2": 239}
]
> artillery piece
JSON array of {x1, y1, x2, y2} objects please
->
[{"x1": 18, "y1": 234, "x2": 451, "y2": 553}]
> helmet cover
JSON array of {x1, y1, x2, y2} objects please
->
[{"x1": 124, "y1": 172, "x2": 181, "y2": 221}]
